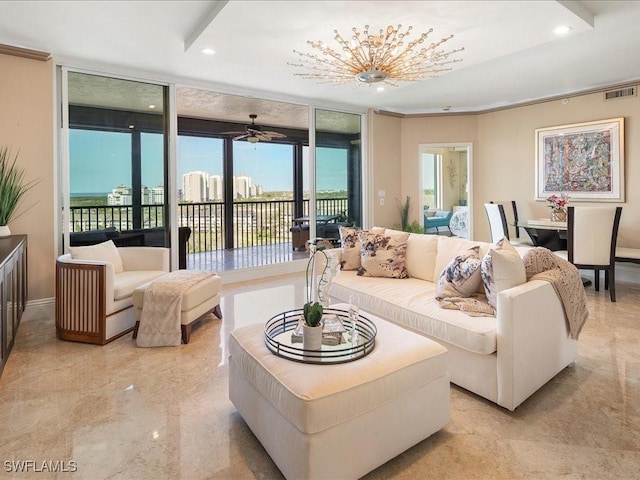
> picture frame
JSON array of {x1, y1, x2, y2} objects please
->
[{"x1": 535, "y1": 117, "x2": 624, "y2": 202}]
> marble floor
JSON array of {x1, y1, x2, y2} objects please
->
[{"x1": 1, "y1": 274, "x2": 639, "y2": 479}]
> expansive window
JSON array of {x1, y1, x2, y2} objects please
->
[{"x1": 64, "y1": 71, "x2": 168, "y2": 247}]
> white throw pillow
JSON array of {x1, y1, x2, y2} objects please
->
[
  {"x1": 436, "y1": 246, "x2": 482, "y2": 298},
  {"x1": 70, "y1": 240, "x2": 124, "y2": 274},
  {"x1": 481, "y1": 238, "x2": 526, "y2": 308}
]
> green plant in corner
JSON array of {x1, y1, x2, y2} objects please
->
[
  {"x1": 396, "y1": 195, "x2": 412, "y2": 231},
  {"x1": 0, "y1": 147, "x2": 37, "y2": 228}
]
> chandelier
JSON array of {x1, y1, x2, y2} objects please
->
[{"x1": 290, "y1": 24, "x2": 464, "y2": 86}]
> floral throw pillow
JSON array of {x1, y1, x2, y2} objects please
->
[
  {"x1": 481, "y1": 238, "x2": 527, "y2": 308},
  {"x1": 436, "y1": 246, "x2": 482, "y2": 298},
  {"x1": 339, "y1": 226, "x2": 361, "y2": 270},
  {"x1": 357, "y1": 231, "x2": 409, "y2": 278}
]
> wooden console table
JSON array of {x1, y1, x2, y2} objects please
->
[{"x1": 0, "y1": 235, "x2": 27, "y2": 378}]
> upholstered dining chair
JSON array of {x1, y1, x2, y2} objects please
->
[
  {"x1": 554, "y1": 206, "x2": 622, "y2": 302},
  {"x1": 488, "y1": 201, "x2": 533, "y2": 246},
  {"x1": 484, "y1": 203, "x2": 509, "y2": 243}
]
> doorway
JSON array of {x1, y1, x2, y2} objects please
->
[{"x1": 420, "y1": 143, "x2": 473, "y2": 239}]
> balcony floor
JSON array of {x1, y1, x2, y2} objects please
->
[{"x1": 186, "y1": 242, "x2": 309, "y2": 272}]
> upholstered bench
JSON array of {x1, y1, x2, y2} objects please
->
[
  {"x1": 132, "y1": 271, "x2": 222, "y2": 344},
  {"x1": 228, "y1": 305, "x2": 450, "y2": 480}
]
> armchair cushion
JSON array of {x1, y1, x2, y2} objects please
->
[
  {"x1": 113, "y1": 271, "x2": 168, "y2": 301},
  {"x1": 69, "y1": 240, "x2": 124, "y2": 274}
]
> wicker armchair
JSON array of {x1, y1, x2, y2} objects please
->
[{"x1": 56, "y1": 246, "x2": 170, "y2": 345}]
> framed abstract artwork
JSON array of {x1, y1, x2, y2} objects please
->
[{"x1": 535, "y1": 117, "x2": 624, "y2": 202}]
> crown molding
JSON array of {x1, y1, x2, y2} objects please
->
[{"x1": 0, "y1": 43, "x2": 51, "y2": 62}]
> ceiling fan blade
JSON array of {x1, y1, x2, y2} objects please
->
[
  {"x1": 261, "y1": 131, "x2": 287, "y2": 139},
  {"x1": 233, "y1": 134, "x2": 249, "y2": 141}
]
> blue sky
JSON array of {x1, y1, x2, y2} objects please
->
[{"x1": 69, "y1": 130, "x2": 347, "y2": 194}]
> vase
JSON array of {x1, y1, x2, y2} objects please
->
[
  {"x1": 303, "y1": 323, "x2": 322, "y2": 351},
  {"x1": 0, "y1": 225, "x2": 10, "y2": 238},
  {"x1": 550, "y1": 208, "x2": 567, "y2": 222}
]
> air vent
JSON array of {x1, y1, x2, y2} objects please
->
[{"x1": 604, "y1": 86, "x2": 636, "y2": 101}]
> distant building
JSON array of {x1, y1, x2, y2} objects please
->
[
  {"x1": 235, "y1": 175, "x2": 251, "y2": 199},
  {"x1": 108, "y1": 185, "x2": 164, "y2": 205},
  {"x1": 151, "y1": 186, "x2": 164, "y2": 204},
  {"x1": 107, "y1": 185, "x2": 132, "y2": 205},
  {"x1": 183, "y1": 171, "x2": 208, "y2": 202},
  {"x1": 208, "y1": 175, "x2": 223, "y2": 201}
]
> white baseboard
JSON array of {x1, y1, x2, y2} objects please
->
[{"x1": 23, "y1": 298, "x2": 55, "y2": 321}]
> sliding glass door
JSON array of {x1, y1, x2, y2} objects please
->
[{"x1": 310, "y1": 109, "x2": 362, "y2": 241}]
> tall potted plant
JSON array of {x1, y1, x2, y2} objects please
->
[{"x1": 0, "y1": 147, "x2": 37, "y2": 237}]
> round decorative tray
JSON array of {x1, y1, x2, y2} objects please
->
[{"x1": 264, "y1": 307, "x2": 376, "y2": 364}]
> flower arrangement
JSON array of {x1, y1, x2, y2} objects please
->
[
  {"x1": 546, "y1": 193, "x2": 568, "y2": 222},
  {"x1": 546, "y1": 193, "x2": 568, "y2": 210}
]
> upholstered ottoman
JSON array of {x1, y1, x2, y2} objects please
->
[
  {"x1": 132, "y1": 271, "x2": 222, "y2": 344},
  {"x1": 228, "y1": 304, "x2": 450, "y2": 480}
]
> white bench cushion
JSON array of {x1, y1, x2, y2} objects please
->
[{"x1": 229, "y1": 314, "x2": 448, "y2": 435}]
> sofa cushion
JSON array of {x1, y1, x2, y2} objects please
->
[
  {"x1": 481, "y1": 238, "x2": 527, "y2": 308},
  {"x1": 436, "y1": 246, "x2": 483, "y2": 298},
  {"x1": 405, "y1": 233, "x2": 439, "y2": 282},
  {"x1": 70, "y1": 240, "x2": 124, "y2": 274},
  {"x1": 331, "y1": 272, "x2": 497, "y2": 354},
  {"x1": 357, "y1": 231, "x2": 409, "y2": 278}
]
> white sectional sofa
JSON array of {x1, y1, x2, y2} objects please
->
[{"x1": 329, "y1": 229, "x2": 578, "y2": 411}]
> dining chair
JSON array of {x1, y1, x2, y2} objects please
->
[
  {"x1": 554, "y1": 206, "x2": 622, "y2": 302},
  {"x1": 484, "y1": 203, "x2": 509, "y2": 243},
  {"x1": 489, "y1": 200, "x2": 533, "y2": 245}
]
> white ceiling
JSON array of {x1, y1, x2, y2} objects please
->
[{"x1": 1, "y1": 0, "x2": 640, "y2": 116}]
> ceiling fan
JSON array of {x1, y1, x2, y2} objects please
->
[{"x1": 223, "y1": 114, "x2": 287, "y2": 143}]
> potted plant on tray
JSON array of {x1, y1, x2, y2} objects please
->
[
  {"x1": 302, "y1": 239, "x2": 333, "y2": 350},
  {"x1": 0, "y1": 147, "x2": 37, "y2": 237}
]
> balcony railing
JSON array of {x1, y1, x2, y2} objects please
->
[{"x1": 68, "y1": 197, "x2": 348, "y2": 253}]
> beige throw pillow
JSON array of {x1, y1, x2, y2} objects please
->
[
  {"x1": 481, "y1": 238, "x2": 526, "y2": 308},
  {"x1": 69, "y1": 240, "x2": 124, "y2": 274},
  {"x1": 436, "y1": 246, "x2": 482, "y2": 298},
  {"x1": 357, "y1": 231, "x2": 409, "y2": 278},
  {"x1": 339, "y1": 226, "x2": 361, "y2": 270}
]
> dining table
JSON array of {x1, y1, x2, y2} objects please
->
[{"x1": 517, "y1": 219, "x2": 567, "y2": 252}]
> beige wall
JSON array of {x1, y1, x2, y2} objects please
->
[
  {"x1": 375, "y1": 90, "x2": 639, "y2": 248},
  {"x1": 0, "y1": 53, "x2": 55, "y2": 301},
  {"x1": 369, "y1": 110, "x2": 402, "y2": 228}
]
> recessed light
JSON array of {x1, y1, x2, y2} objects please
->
[
  {"x1": 201, "y1": 48, "x2": 216, "y2": 55},
  {"x1": 554, "y1": 25, "x2": 571, "y2": 36},
  {"x1": 376, "y1": 86, "x2": 385, "y2": 92},
  {"x1": 148, "y1": 104, "x2": 156, "y2": 109}
]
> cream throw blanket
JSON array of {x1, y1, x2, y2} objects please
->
[
  {"x1": 136, "y1": 270, "x2": 213, "y2": 348},
  {"x1": 438, "y1": 247, "x2": 588, "y2": 339},
  {"x1": 522, "y1": 247, "x2": 589, "y2": 340}
]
